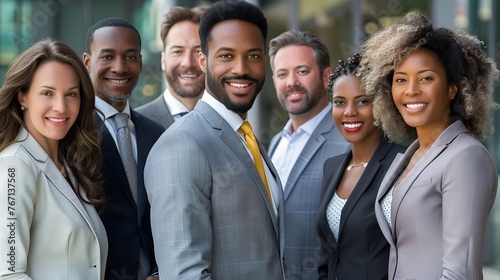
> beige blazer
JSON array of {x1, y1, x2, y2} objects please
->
[
  {"x1": 375, "y1": 121, "x2": 497, "y2": 280},
  {"x1": 0, "y1": 128, "x2": 108, "y2": 279}
]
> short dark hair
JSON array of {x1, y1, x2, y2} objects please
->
[
  {"x1": 85, "y1": 17, "x2": 141, "y2": 53},
  {"x1": 160, "y1": 6, "x2": 205, "y2": 49},
  {"x1": 198, "y1": 0, "x2": 267, "y2": 54}
]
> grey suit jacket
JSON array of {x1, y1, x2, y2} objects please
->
[
  {"x1": 0, "y1": 128, "x2": 107, "y2": 279},
  {"x1": 135, "y1": 94, "x2": 174, "y2": 130},
  {"x1": 145, "y1": 100, "x2": 286, "y2": 280},
  {"x1": 375, "y1": 120, "x2": 497, "y2": 280},
  {"x1": 268, "y1": 111, "x2": 349, "y2": 280}
]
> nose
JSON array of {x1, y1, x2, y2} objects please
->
[
  {"x1": 344, "y1": 102, "x2": 357, "y2": 117},
  {"x1": 286, "y1": 73, "x2": 300, "y2": 88},
  {"x1": 111, "y1": 57, "x2": 128, "y2": 74},
  {"x1": 404, "y1": 79, "x2": 421, "y2": 96},
  {"x1": 52, "y1": 95, "x2": 67, "y2": 112},
  {"x1": 231, "y1": 56, "x2": 249, "y2": 76},
  {"x1": 181, "y1": 51, "x2": 198, "y2": 69}
]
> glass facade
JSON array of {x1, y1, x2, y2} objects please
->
[{"x1": 0, "y1": 0, "x2": 499, "y2": 276}]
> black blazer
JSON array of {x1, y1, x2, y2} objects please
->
[
  {"x1": 317, "y1": 137, "x2": 406, "y2": 280},
  {"x1": 97, "y1": 110, "x2": 164, "y2": 279}
]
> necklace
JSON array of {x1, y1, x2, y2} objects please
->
[{"x1": 346, "y1": 162, "x2": 367, "y2": 171}]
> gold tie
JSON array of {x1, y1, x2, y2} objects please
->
[{"x1": 240, "y1": 121, "x2": 274, "y2": 207}]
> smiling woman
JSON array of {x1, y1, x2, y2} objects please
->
[
  {"x1": 0, "y1": 38, "x2": 107, "y2": 279},
  {"x1": 359, "y1": 11, "x2": 499, "y2": 280}
]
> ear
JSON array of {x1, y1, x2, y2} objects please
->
[
  {"x1": 199, "y1": 52, "x2": 207, "y2": 73},
  {"x1": 82, "y1": 53, "x2": 91, "y2": 72},
  {"x1": 448, "y1": 83, "x2": 458, "y2": 100},
  {"x1": 18, "y1": 90, "x2": 26, "y2": 107},
  {"x1": 322, "y1": 67, "x2": 332, "y2": 90}
]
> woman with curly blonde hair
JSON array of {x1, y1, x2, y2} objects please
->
[{"x1": 359, "y1": 12, "x2": 498, "y2": 279}]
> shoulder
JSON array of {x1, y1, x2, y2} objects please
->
[{"x1": 131, "y1": 110, "x2": 164, "y2": 135}]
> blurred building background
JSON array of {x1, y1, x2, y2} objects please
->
[{"x1": 1, "y1": 0, "x2": 499, "y2": 277}]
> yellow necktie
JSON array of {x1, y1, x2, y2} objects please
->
[{"x1": 240, "y1": 121, "x2": 274, "y2": 207}]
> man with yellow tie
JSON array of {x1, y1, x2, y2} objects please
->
[{"x1": 144, "y1": 1, "x2": 285, "y2": 279}]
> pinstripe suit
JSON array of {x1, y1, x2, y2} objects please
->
[
  {"x1": 269, "y1": 109, "x2": 349, "y2": 280},
  {"x1": 145, "y1": 100, "x2": 285, "y2": 279}
]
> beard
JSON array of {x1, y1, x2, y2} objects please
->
[
  {"x1": 279, "y1": 77, "x2": 325, "y2": 115},
  {"x1": 206, "y1": 68, "x2": 265, "y2": 114},
  {"x1": 165, "y1": 69, "x2": 205, "y2": 98}
]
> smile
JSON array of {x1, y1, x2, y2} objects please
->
[
  {"x1": 344, "y1": 123, "x2": 362, "y2": 129},
  {"x1": 107, "y1": 78, "x2": 129, "y2": 84},
  {"x1": 229, "y1": 82, "x2": 250, "y2": 88},
  {"x1": 405, "y1": 103, "x2": 426, "y2": 109},
  {"x1": 47, "y1": 118, "x2": 67, "y2": 123},
  {"x1": 180, "y1": 74, "x2": 199, "y2": 79}
]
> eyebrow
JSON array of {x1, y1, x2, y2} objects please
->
[
  {"x1": 394, "y1": 68, "x2": 434, "y2": 75},
  {"x1": 215, "y1": 47, "x2": 263, "y2": 53},
  {"x1": 41, "y1": 85, "x2": 79, "y2": 91},
  {"x1": 98, "y1": 48, "x2": 139, "y2": 53}
]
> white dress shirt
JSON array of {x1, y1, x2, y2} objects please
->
[
  {"x1": 95, "y1": 97, "x2": 137, "y2": 162},
  {"x1": 271, "y1": 103, "x2": 332, "y2": 188},
  {"x1": 163, "y1": 88, "x2": 190, "y2": 120}
]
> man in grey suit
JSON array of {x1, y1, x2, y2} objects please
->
[
  {"x1": 135, "y1": 6, "x2": 205, "y2": 129},
  {"x1": 268, "y1": 30, "x2": 349, "y2": 280},
  {"x1": 144, "y1": 0, "x2": 285, "y2": 279}
]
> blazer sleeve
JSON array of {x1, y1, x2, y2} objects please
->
[
  {"x1": 0, "y1": 156, "x2": 37, "y2": 279},
  {"x1": 145, "y1": 131, "x2": 213, "y2": 280},
  {"x1": 440, "y1": 144, "x2": 497, "y2": 279}
]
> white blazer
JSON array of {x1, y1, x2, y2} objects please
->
[{"x1": 0, "y1": 128, "x2": 108, "y2": 279}]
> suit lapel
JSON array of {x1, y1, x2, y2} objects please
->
[
  {"x1": 20, "y1": 129, "x2": 99, "y2": 239},
  {"x1": 318, "y1": 153, "x2": 350, "y2": 249},
  {"x1": 96, "y1": 115, "x2": 138, "y2": 211},
  {"x1": 197, "y1": 101, "x2": 281, "y2": 235},
  {"x1": 283, "y1": 124, "x2": 328, "y2": 200},
  {"x1": 339, "y1": 139, "x2": 393, "y2": 239},
  {"x1": 131, "y1": 110, "x2": 149, "y2": 221}
]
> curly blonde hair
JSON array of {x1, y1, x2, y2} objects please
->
[{"x1": 358, "y1": 11, "x2": 498, "y2": 143}]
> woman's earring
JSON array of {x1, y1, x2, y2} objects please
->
[{"x1": 21, "y1": 106, "x2": 26, "y2": 111}]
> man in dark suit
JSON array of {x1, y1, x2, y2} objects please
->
[
  {"x1": 83, "y1": 17, "x2": 163, "y2": 280},
  {"x1": 135, "y1": 6, "x2": 205, "y2": 129},
  {"x1": 267, "y1": 30, "x2": 349, "y2": 280}
]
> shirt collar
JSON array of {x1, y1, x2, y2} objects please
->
[
  {"x1": 282, "y1": 103, "x2": 332, "y2": 136},
  {"x1": 201, "y1": 91, "x2": 246, "y2": 132},
  {"x1": 162, "y1": 87, "x2": 189, "y2": 116},
  {"x1": 95, "y1": 96, "x2": 131, "y2": 119}
]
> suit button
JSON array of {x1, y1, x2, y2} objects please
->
[{"x1": 133, "y1": 261, "x2": 140, "y2": 269}]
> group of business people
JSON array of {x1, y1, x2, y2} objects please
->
[{"x1": 0, "y1": 1, "x2": 498, "y2": 280}]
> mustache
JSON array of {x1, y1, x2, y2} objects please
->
[
  {"x1": 221, "y1": 75, "x2": 259, "y2": 84},
  {"x1": 285, "y1": 86, "x2": 308, "y2": 95}
]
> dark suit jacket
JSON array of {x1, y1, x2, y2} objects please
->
[
  {"x1": 268, "y1": 111, "x2": 349, "y2": 280},
  {"x1": 96, "y1": 110, "x2": 163, "y2": 280},
  {"x1": 317, "y1": 137, "x2": 405, "y2": 280},
  {"x1": 135, "y1": 95, "x2": 174, "y2": 130}
]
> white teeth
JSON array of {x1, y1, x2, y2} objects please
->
[
  {"x1": 229, "y1": 83, "x2": 249, "y2": 88},
  {"x1": 181, "y1": 75, "x2": 197, "y2": 79},
  {"x1": 344, "y1": 123, "x2": 362, "y2": 129},
  {"x1": 109, "y1": 79, "x2": 128, "y2": 84},
  {"x1": 406, "y1": 103, "x2": 426, "y2": 109},
  {"x1": 48, "y1": 118, "x2": 66, "y2": 123}
]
